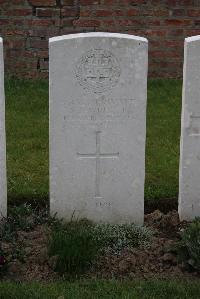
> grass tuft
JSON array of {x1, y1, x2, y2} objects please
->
[{"x1": 48, "y1": 220, "x2": 100, "y2": 275}]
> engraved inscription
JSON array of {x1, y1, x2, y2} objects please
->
[
  {"x1": 189, "y1": 115, "x2": 200, "y2": 136},
  {"x1": 96, "y1": 202, "x2": 111, "y2": 207},
  {"x1": 64, "y1": 97, "x2": 136, "y2": 121},
  {"x1": 77, "y1": 131, "x2": 119, "y2": 198},
  {"x1": 75, "y1": 49, "x2": 121, "y2": 93}
]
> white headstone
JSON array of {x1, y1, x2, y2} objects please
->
[
  {"x1": 0, "y1": 38, "x2": 7, "y2": 220},
  {"x1": 179, "y1": 35, "x2": 200, "y2": 221},
  {"x1": 49, "y1": 32, "x2": 148, "y2": 224}
]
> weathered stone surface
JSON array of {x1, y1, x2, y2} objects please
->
[
  {"x1": 49, "y1": 32, "x2": 148, "y2": 224},
  {"x1": 0, "y1": 38, "x2": 7, "y2": 220},
  {"x1": 179, "y1": 35, "x2": 200, "y2": 221}
]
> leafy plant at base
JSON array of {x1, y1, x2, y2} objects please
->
[
  {"x1": 176, "y1": 217, "x2": 200, "y2": 272},
  {"x1": 93, "y1": 223, "x2": 153, "y2": 254}
]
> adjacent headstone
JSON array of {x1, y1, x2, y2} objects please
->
[
  {"x1": 179, "y1": 35, "x2": 200, "y2": 221},
  {"x1": 49, "y1": 32, "x2": 148, "y2": 224},
  {"x1": 0, "y1": 38, "x2": 7, "y2": 220}
]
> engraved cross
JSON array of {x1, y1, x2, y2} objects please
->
[{"x1": 77, "y1": 131, "x2": 119, "y2": 198}]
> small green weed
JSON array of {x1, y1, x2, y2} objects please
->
[{"x1": 176, "y1": 217, "x2": 200, "y2": 272}]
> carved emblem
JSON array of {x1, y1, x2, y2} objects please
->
[{"x1": 75, "y1": 49, "x2": 121, "y2": 93}]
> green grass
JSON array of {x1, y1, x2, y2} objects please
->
[
  {"x1": 146, "y1": 79, "x2": 182, "y2": 201},
  {"x1": 0, "y1": 280, "x2": 199, "y2": 299},
  {"x1": 5, "y1": 79, "x2": 182, "y2": 203},
  {"x1": 6, "y1": 79, "x2": 49, "y2": 202}
]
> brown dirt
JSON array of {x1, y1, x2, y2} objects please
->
[
  {"x1": 1, "y1": 224, "x2": 59, "y2": 282},
  {"x1": 0, "y1": 210, "x2": 200, "y2": 282}
]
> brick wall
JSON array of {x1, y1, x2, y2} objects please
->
[{"x1": 0, "y1": 0, "x2": 200, "y2": 78}]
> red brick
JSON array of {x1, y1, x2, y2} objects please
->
[
  {"x1": 184, "y1": 29, "x2": 200, "y2": 36},
  {"x1": 6, "y1": 9, "x2": 32, "y2": 16},
  {"x1": 80, "y1": 0, "x2": 100, "y2": 5},
  {"x1": 73, "y1": 19, "x2": 101, "y2": 27},
  {"x1": 26, "y1": 19, "x2": 55, "y2": 26},
  {"x1": 95, "y1": 9, "x2": 112, "y2": 17},
  {"x1": 61, "y1": 0, "x2": 74, "y2": 5},
  {"x1": 0, "y1": 19, "x2": 9, "y2": 25},
  {"x1": 7, "y1": 0, "x2": 26, "y2": 3},
  {"x1": 188, "y1": 9, "x2": 200, "y2": 17},
  {"x1": 102, "y1": 0, "x2": 116, "y2": 4},
  {"x1": 61, "y1": 19, "x2": 74, "y2": 27},
  {"x1": 117, "y1": 19, "x2": 144, "y2": 27},
  {"x1": 30, "y1": 39, "x2": 48, "y2": 49},
  {"x1": 164, "y1": 40, "x2": 182, "y2": 48},
  {"x1": 172, "y1": 9, "x2": 185, "y2": 16},
  {"x1": 34, "y1": 50, "x2": 48, "y2": 57},
  {"x1": 61, "y1": 8, "x2": 78, "y2": 17},
  {"x1": 127, "y1": 8, "x2": 139, "y2": 16},
  {"x1": 28, "y1": 0, "x2": 56, "y2": 6},
  {"x1": 150, "y1": 20, "x2": 161, "y2": 27},
  {"x1": 4, "y1": 29, "x2": 25, "y2": 36},
  {"x1": 113, "y1": 10, "x2": 124, "y2": 16},
  {"x1": 80, "y1": 10, "x2": 91, "y2": 17},
  {"x1": 146, "y1": 29, "x2": 167, "y2": 37},
  {"x1": 36, "y1": 8, "x2": 60, "y2": 17},
  {"x1": 154, "y1": 9, "x2": 169, "y2": 17},
  {"x1": 101, "y1": 19, "x2": 115, "y2": 26},
  {"x1": 168, "y1": 29, "x2": 184, "y2": 37},
  {"x1": 165, "y1": 19, "x2": 193, "y2": 26}
]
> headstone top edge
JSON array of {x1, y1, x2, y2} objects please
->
[
  {"x1": 49, "y1": 32, "x2": 148, "y2": 44},
  {"x1": 185, "y1": 35, "x2": 200, "y2": 44}
]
